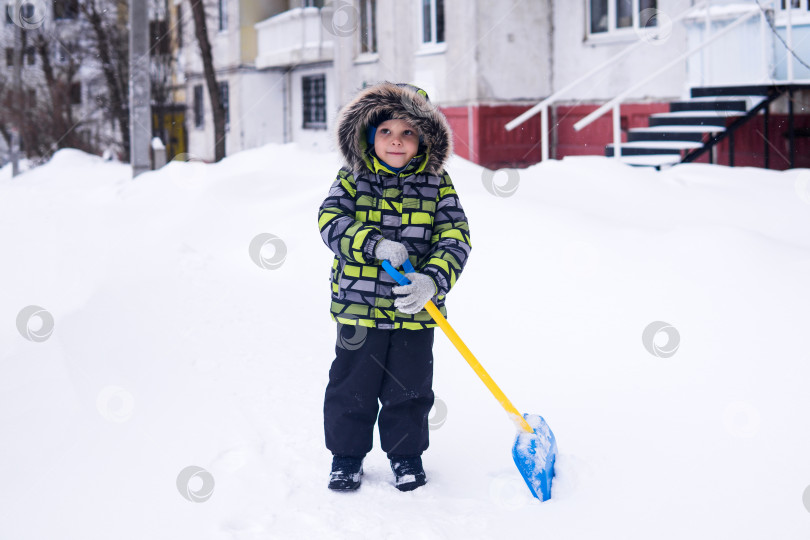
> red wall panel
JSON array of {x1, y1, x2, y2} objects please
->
[
  {"x1": 440, "y1": 102, "x2": 809, "y2": 170},
  {"x1": 441, "y1": 104, "x2": 546, "y2": 170}
]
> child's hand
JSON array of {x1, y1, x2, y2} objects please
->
[
  {"x1": 375, "y1": 239, "x2": 409, "y2": 268},
  {"x1": 393, "y1": 273, "x2": 437, "y2": 314}
]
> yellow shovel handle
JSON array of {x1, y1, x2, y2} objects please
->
[{"x1": 423, "y1": 300, "x2": 534, "y2": 434}]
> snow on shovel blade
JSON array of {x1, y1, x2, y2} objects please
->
[{"x1": 512, "y1": 413, "x2": 557, "y2": 501}]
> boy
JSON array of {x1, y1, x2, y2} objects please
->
[{"x1": 318, "y1": 82, "x2": 471, "y2": 492}]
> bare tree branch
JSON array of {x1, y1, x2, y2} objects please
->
[{"x1": 81, "y1": 0, "x2": 131, "y2": 161}]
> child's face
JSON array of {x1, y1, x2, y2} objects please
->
[{"x1": 373, "y1": 119, "x2": 420, "y2": 169}]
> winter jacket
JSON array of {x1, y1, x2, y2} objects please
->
[{"x1": 318, "y1": 82, "x2": 472, "y2": 330}]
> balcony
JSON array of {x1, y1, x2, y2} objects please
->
[{"x1": 255, "y1": 7, "x2": 334, "y2": 69}]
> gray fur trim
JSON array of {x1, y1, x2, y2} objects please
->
[{"x1": 335, "y1": 82, "x2": 453, "y2": 176}]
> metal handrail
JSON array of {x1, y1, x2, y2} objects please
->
[{"x1": 573, "y1": 6, "x2": 762, "y2": 134}]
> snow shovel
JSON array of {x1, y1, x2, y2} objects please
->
[{"x1": 382, "y1": 260, "x2": 557, "y2": 501}]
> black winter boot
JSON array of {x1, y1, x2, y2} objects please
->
[
  {"x1": 390, "y1": 456, "x2": 427, "y2": 492},
  {"x1": 328, "y1": 456, "x2": 363, "y2": 491}
]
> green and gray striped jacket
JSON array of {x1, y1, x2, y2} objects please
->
[{"x1": 318, "y1": 82, "x2": 472, "y2": 329}]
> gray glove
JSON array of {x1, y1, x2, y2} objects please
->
[
  {"x1": 393, "y1": 273, "x2": 437, "y2": 314},
  {"x1": 374, "y1": 238, "x2": 409, "y2": 268}
]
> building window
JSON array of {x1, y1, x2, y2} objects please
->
[
  {"x1": 302, "y1": 74, "x2": 326, "y2": 129},
  {"x1": 590, "y1": 0, "x2": 607, "y2": 33},
  {"x1": 775, "y1": 0, "x2": 810, "y2": 27},
  {"x1": 617, "y1": 0, "x2": 632, "y2": 28},
  {"x1": 589, "y1": 0, "x2": 658, "y2": 36},
  {"x1": 421, "y1": 0, "x2": 445, "y2": 44},
  {"x1": 176, "y1": 5, "x2": 183, "y2": 48},
  {"x1": 150, "y1": 20, "x2": 170, "y2": 56},
  {"x1": 218, "y1": 81, "x2": 229, "y2": 128},
  {"x1": 54, "y1": 0, "x2": 79, "y2": 20},
  {"x1": 6, "y1": 2, "x2": 35, "y2": 23},
  {"x1": 218, "y1": 0, "x2": 227, "y2": 31},
  {"x1": 70, "y1": 82, "x2": 81, "y2": 104},
  {"x1": 193, "y1": 84, "x2": 204, "y2": 128},
  {"x1": 779, "y1": 0, "x2": 810, "y2": 9},
  {"x1": 359, "y1": 0, "x2": 376, "y2": 54},
  {"x1": 3, "y1": 47, "x2": 33, "y2": 67}
]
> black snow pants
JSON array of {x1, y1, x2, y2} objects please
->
[{"x1": 324, "y1": 324, "x2": 435, "y2": 459}]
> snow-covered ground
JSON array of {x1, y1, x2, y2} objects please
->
[{"x1": 1, "y1": 146, "x2": 809, "y2": 539}]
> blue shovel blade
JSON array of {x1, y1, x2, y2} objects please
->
[{"x1": 512, "y1": 413, "x2": 558, "y2": 501}]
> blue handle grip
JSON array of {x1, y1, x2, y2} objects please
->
[{"x1": 381, "y1": 259, "x2": 416, "y2": 285}]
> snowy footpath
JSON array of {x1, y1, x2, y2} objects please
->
[{"x1": 1, "y1": 145, "x2": 809, "y2": 539}]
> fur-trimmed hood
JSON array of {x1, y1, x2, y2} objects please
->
[{"x1": 335, "y1": 82, "x2": 453, "y2": 176}]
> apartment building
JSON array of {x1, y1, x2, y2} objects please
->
[
  {"x1": 0, "y1": 0, "x2": 105, "y2": 162},
  {"x1": 167, "y1": 1, "x2": 810, "y2": 168}
]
